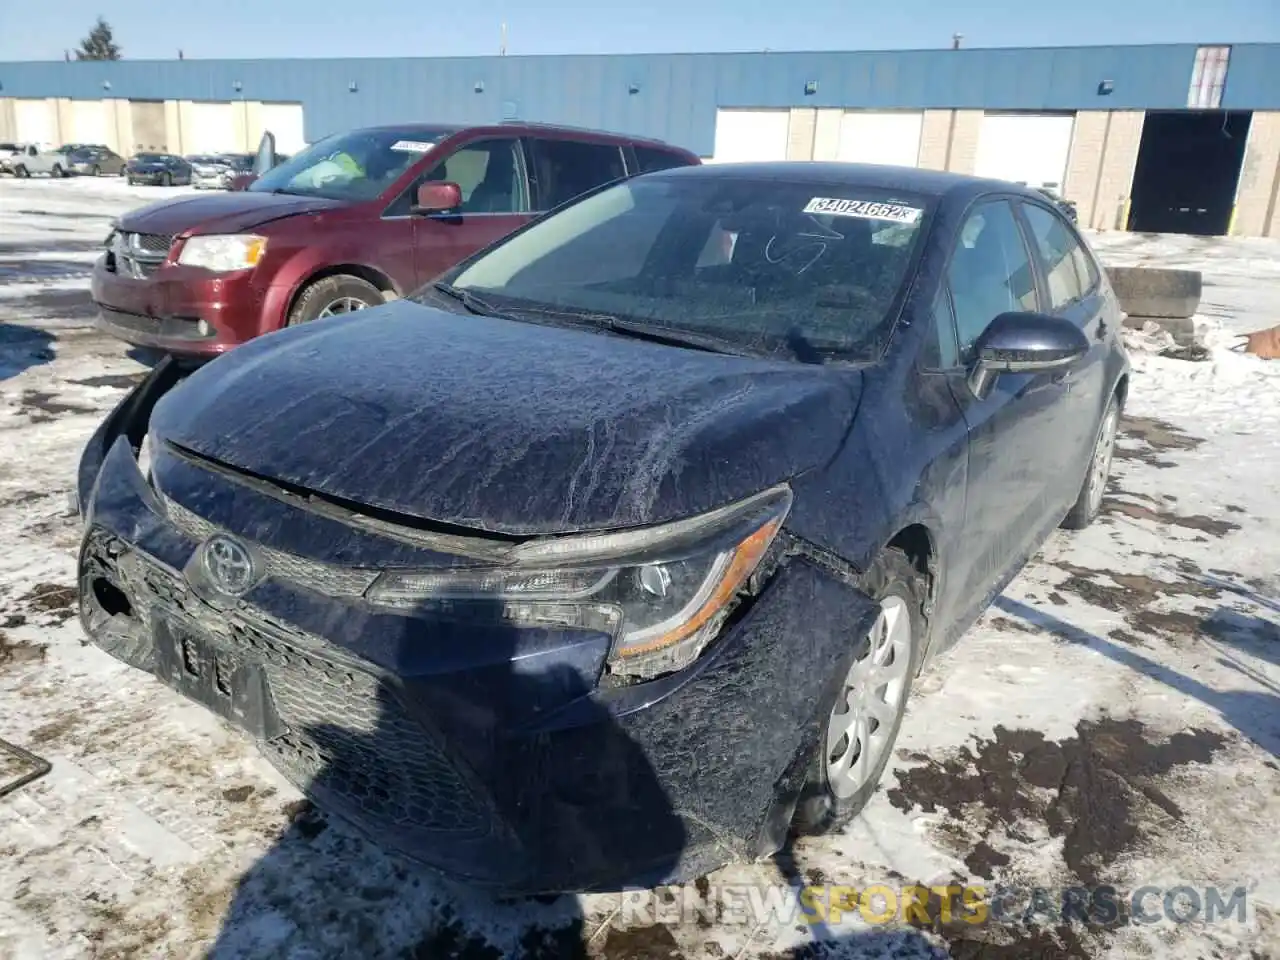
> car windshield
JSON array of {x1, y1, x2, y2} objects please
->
[
  {"x1": 437, "y1": 175, "x2": 930, "y2": 362},
  {"x1": 248, "y1": 127, "x2": 452, "y2": 201}
]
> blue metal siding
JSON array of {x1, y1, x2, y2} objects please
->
[
  {"x1": 1, "y1": 44, "x2": 1276, "y2": 156},
  {"x1": 1222, "y1": 44, "x2": 1280, "y2": 110}
]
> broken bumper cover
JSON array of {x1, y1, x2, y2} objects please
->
[{"x1": 75, "y1": 363, "x2": 878, "y2": 892}]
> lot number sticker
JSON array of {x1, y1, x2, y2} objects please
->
[
  {"x1": 802, "y1": 197, "x2": 922, "y2": 223},
  {"x1": 390, "y1": 140, "x2": 436, "y2": 154}
]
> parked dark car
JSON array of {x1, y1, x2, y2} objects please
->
[
  {"x1": 89, "y1": 122, "x2": 699, "y2": 358},
  {"x1": 76, "y1": 163, "x2": 1127, "y2": 893},
  {"x1": 126, "y1": 153, "x2": 193, "y2": 187},
  {"x1": 69, "y1": 146, "x2": 128, "y2": 177}
]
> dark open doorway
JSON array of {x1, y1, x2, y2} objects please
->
[{"x1": 1128, "y1": 110, "x2": 1251, "y2": 236}]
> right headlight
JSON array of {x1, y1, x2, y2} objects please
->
[{"x1": 366, "y1": 485, "x2": 792, "y2": 680}]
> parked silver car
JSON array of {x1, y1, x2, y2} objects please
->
[
  {"x1": 69, "y1": 146, "x2": 128, "y2": 177},
  {"x1": 188, "y1": 153, "x2": 255, "y2": 190}
]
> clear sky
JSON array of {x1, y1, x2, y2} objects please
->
[{"x1": 1, "y1": 0, "x2": 1277, "y2": 62}]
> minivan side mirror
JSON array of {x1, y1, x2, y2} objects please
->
[
  {"x1": 412, "y1": 181, "x2": 463, "y2": 215},
  {"x1": 967, "y1": 311, "x2": 1089, "y2": 398}
]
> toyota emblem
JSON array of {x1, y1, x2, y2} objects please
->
[{"x1": 201, "y1": 535, "x2": 257, "y2": 596}]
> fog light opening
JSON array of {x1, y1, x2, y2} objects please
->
[{"x1": 91, "y1": 576, "x2": 133, "y2": 620}]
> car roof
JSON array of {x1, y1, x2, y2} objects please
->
[
  {"x1": 650, "y1": 161, "x2": 1046, "y2": 203},
  {"x1": 346, "y1": 121, "x2": 688, "y2": 151}
]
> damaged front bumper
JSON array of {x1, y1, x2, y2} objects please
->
[{"x1": 75, "y1": 361, "x2": 880, "y2": 892}]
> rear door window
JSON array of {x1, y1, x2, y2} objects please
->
[
  {"x1": 1021, "y1": 202, "x2": 1091, "y2": 310},
  {"x1": 528, "y1": 139, "x2": 627, "y2": 210}
]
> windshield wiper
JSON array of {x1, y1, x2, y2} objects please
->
[
  {"x1": 513, "y1": 307, "x2": 753, "y2": 357},
  {"x1": 430, "y1": 282, "x2": 510, "y2": 318}
]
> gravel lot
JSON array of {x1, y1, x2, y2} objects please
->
[{"x1": 1, "y1": 176, "x2": 1279, "y2": 960}]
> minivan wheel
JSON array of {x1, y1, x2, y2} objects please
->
[
  {"x1": 792, "y1": 547, "x2": 925, "y2": 835},
  {"x1": 1061, "y1": 395, "x2": 1120, "y2": 530},
  {"x1": 288, "y1": 275, "x2": 385, "y2": 326}
]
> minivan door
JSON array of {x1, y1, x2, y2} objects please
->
[{"x1": 405, "y1": 138, "x2": 534, "y2": 285}]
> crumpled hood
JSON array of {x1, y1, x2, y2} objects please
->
[
  {"x1": 151, "y1": 302, "x2": 862, "y2": 537},
  {"x1": 118, "y1": 191, "x2": 345, "y2": 236}
]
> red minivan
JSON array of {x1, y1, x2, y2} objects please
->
[{"x1": 91, "y1": 122, "x2": 699, "y2": 357}]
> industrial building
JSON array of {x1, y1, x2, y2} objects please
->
[{"x1": 1, "y1": 42, "x2": 1278, "y2": 236}]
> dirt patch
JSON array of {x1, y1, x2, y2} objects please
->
[
  {"x1": 28, "y1": 714, "x2": 83, "y2": 745},
  {"x1": 1052, "y1": 561, "x2": 1219, "y2": 615},
  {"x1": 0, "y1": 630, "x2": 47, "y2": 669},
  {"x1": 0, "y1": 490, "x2": 46, "y2": 509},
  {"x1": 1100, "y1": 498, "x2": 1239, "y2": 537},
  {"x1": 18, "y1": 390, "x2": 97, "y2": 420},
  {"x1": 71, "y1": 373, "x2": 146, "y2": 389},
  {"x1": 18, "y1": 582, "x2": 78, "y2": 624},
  {"x1": 1120, "y1": 415, "x2": 1203, "y2": 452},
  {"x1": 889, "y1": 718, "x2": 1227, "y2": 889},
  {"x1": 597, "y1": 922, "x2": 684, "y2": 959}
]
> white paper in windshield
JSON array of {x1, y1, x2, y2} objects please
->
[
  {"x1": 390, "y1": 140, "x2": 436, "y2": 153},
  {"x1": 802, "y1": 197, "x2": 922, "y2": 223}
]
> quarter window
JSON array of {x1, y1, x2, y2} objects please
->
[{"x1": 947, "y1": 200, "x2": 1039, "y2": 356}]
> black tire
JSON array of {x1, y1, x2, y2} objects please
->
[
  {"x1": 91, "y1": 164, "x2": 101, "y2": 176},
  {"x1": 1061, "y1": 394, "x2": 1121, "y2": 530},
  {"x1": 51, "y1": 164, "x2": 64, "y2": 178},
  {"x1": 161, "y1": 172, "x2": 172, "y2": 187},
  {"x1": 287, "y1": 275, "x2": 384, "y2": 327},
  {"x1": 12, "y1": 164, "x2": 28, "y2": 178},
  {"x1": 127, "y1": 177, "x2": 135, "y2": 186},
  {"x1": 791, "y1": 547, "x2": 927, "y2": 835}
]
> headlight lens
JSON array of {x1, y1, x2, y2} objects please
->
[
  {"x1": 176, "y1": 234, "x2": 267, "y2": 272},
  {"x1": 366, "y1": 485, "x2": 792, "y2": 680}
]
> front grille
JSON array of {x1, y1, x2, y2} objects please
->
[
  {"x1": 81, "y1": 529, "x2": 486, "y2": 837},
  {"x1": 132, "y1": 232, "x2": 174, "y2": 254},
  {"x1": 245, "y1": 619, "x2": 486, "y2": 835}
]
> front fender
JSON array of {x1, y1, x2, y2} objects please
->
[{"x1": 76, "y1": 356, "x2": 187, "y2": 520}]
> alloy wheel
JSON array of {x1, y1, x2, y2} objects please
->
[
  {"x1": 1086, "y1": 406, "x2": 1120, "y2": 516},
  {"x1": 317, "y1": 297, "x2": 372, "y2": 318},
  {"x1": 825, "y1": 594, "x2": 912, "y2": 799}
]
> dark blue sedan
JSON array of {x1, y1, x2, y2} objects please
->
[{"x1": 76, "y1": 162, "x2": 1128, "y2": 893}]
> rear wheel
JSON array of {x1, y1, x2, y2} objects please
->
[
  {"x1": 1061, "y1": 394, "x2": 1120, "y2": 530},
  {"x1": 90, "y1": 164, "x2": 101, "y2": 176},
  {"x1": 792, "y1": 547, "x2": 926, "y2": 835},
  {"x1": 161, "y1": 172, "x2": 172, "y2": 187},
  {"x1": 12, "y1": 164, "x2": 28, "y2": 178},
  {"x1": 287, "y1": 275, "x2": 384, "y2": 327},
  {"x1": 51, "y1": 163, "x2": 64, "y2": 178}
]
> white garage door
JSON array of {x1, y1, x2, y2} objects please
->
[
  {"x1": 258, "y1": 103, "x2": 306, "y2": 155},
  {"x1": 14, "y1": 100, "x2": 55, "y2": 146},
  {"x1": 710, "y1": 109, "x2": 790, "y2": 163},
  {"x1": 837, "y1": 111, "x2": 923, "y2": 168},
  {"x1": 975, "y1": 113, "x2": 1076, "y2": 191},
  {"x1": 68, "y1": 100, "x2": 109, "y2": 146},
  {"x1": 185, "y1": 102, "x2": 237, "y2": 155}
]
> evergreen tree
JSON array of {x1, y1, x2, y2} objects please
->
[{"x1": 76, "y1": 18, "x2": 121, "y2": 61}]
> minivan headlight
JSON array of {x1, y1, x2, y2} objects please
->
[
  {"x1": 366, "y1": 485, "x2": 792, "y2": 680},
  {"x1": 177, "y1": 234, "x2": 267, "y2": 272}
]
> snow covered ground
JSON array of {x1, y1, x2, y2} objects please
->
[{"x1": 1, "y1": 177, "x2": 1278, "y2": 960}]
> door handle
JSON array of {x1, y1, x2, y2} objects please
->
[{"x1": 1096, "y1": 317, "x2": 1108, "y2": 340}]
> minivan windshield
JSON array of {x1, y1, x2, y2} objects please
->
[
  {"x1": 248, "y1": 126, "x2": 453, "y2": 202},
  {"x1": 440, "y1": 175, "x2": 930, "y2": 362}
]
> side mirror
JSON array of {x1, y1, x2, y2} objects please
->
[
  {"x1": 968, "y1": 311, "x2": 1089, "y2": 398},
  {"x1": 412, "y1": 181, "x2": 462, "y2": 215},
  {"x1": 254, "y1": 131, "x2": 277, "y2": 176}
]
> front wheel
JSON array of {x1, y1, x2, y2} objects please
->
[
  {"x1": 161, "y1": 172, "x2": 172, "y2": 187},
  {"x1": 792, "y1": 547, "x2": 926, "y2": 835},
  {"x1": 91, "y1": 164, "x2": 101, "y2": 176},
  {"x1": 12, "y1": 164, "x2": 28, "y2": 178},
  {"x1": 287, "y1": 275, "x2": 384, "y2": 327},
  {"x1": 1061, "y1": 395, "x2": 1120, "y2": 530}
]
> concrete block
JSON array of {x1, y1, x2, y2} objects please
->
[{"x1": 1106, "y1": 266, "x2": 1202, "y2": 320}]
